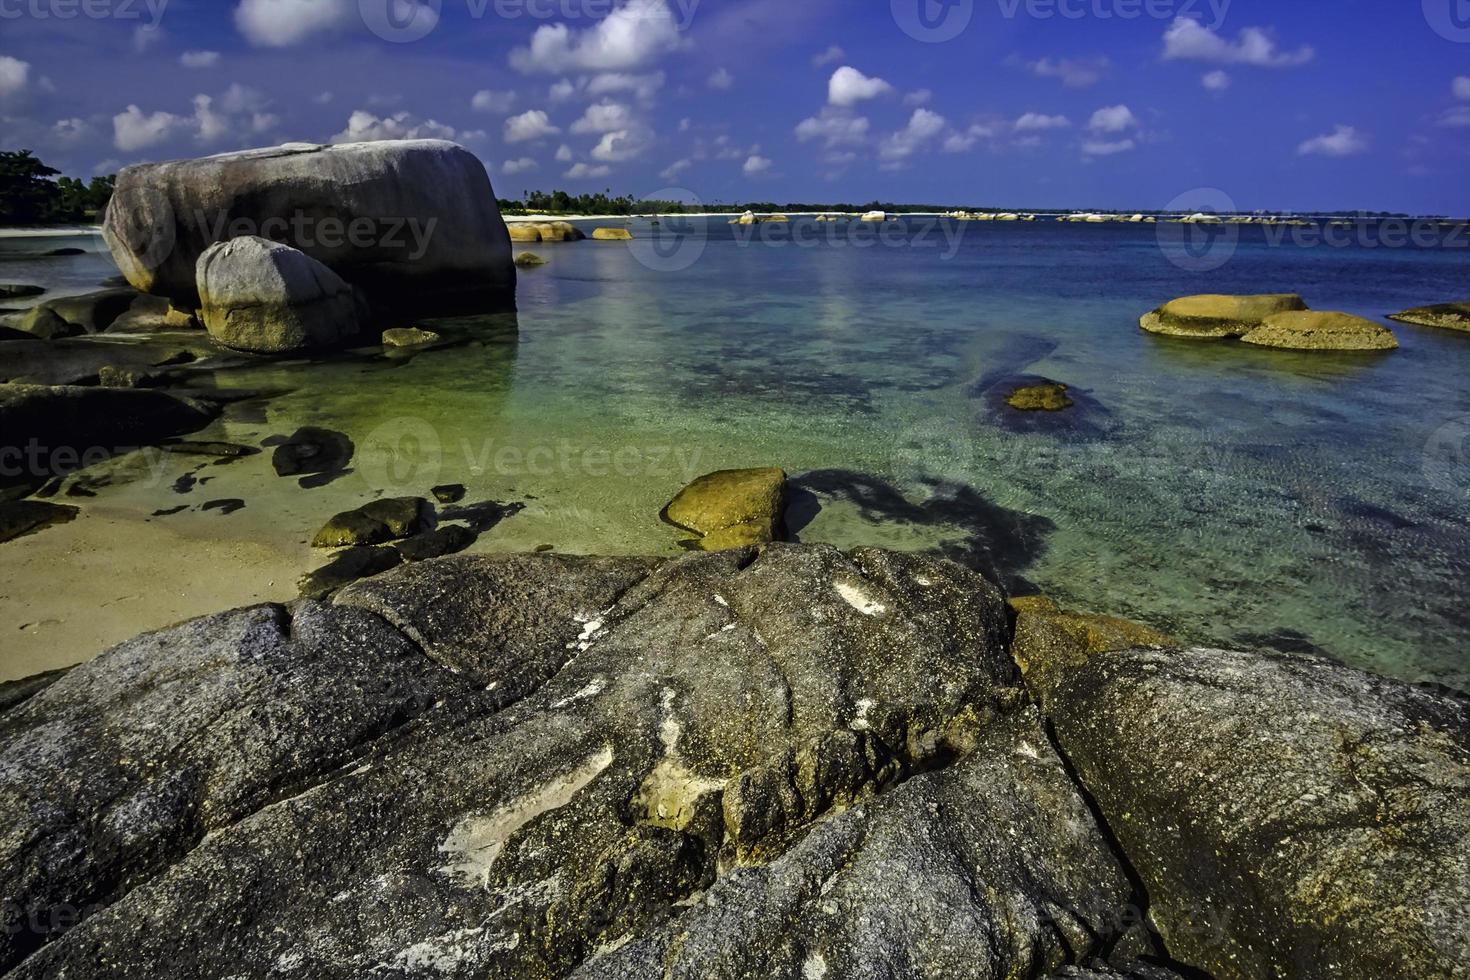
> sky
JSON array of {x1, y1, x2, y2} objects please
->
[{"x1": 2, "y1": 0, "x2": 1469, "y2": 214}]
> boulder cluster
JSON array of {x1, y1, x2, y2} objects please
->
[{"x1": 1141, "y1": 294, "x2": 1400, "y2": 351}]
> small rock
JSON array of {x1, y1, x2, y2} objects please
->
[
  {"x1": 1005, "y1": 381, "x2": 1074, "y2": 412},
  {"x1": 663, "y1": 468, "x2": 787, "y2": 551},
  {"x1": 514, "y1": 252, "x2": 548, "y2": 267},
  {"x1": 592, "y1": 227, "x2": 634, "y2": 241},
  {"x1": 394, "y1": 525, "x2": 475, "y2": 562},
  {"x1": 269, "y1": 427, "x2": 354, "y2": 487},
  {"x1": 161, "y1": 441, "x2": 260, "y2": 459},
  {"x1": 381, "y1": 327, "x2": 441, "y2": 348},
  {"x1": 0, "y1": 285, "x2": 45, "y2": 300},
  {"x1": 197, "y1": 237, "x2": 364, "y2": 355},
  {"x1": 297, "y1": 546, "x2": 403, "y2": 600},
  {"x1": 13, "y1": 307, "x2": 80, "y2": 340},
  {"x1": 431, "y1": 483, "x2": 466, "y2": 504},
  {"x1": 1387, "y1": 300, "x2": 1470, "y2": 333},
  {"x1": 311, "y1": 497, "x2": 430, "y2": 548},
  {"x1": 97, "y1": 365, "x2": 163, "y2": 389},
  {"x1": 1240, "y1": 311, "x2": 1399, "y2": 351}
]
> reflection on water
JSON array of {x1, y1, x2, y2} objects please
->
[{"x1": 5, "y1": 221, "x2": 1470, "y2": 686}]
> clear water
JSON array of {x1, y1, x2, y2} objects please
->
[{"x1": 5, "y1": 220, "x2": 1469, "y2": 687}]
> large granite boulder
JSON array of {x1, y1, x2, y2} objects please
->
[
  {"x1": 197, "y1": 236, "x2": 364, "y2": 354},
  {"x1": 102, "y1": 140, "x2": 516, "y2": 319},
  {"x1": 1240, "y1": 311, "x2": 1399, "y2": 351},
  {"x1": 1388, "y1": 301, "x2": 1470, "y2": 333},
  {"x1": 1140, "y1": 294, "x2": 1308, "y2": 339},
  {"x1": 1040, "y1": 645, "x2": 1470, "y2": 979}
]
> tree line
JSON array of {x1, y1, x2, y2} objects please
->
[
  {"x1": 0, "y1": 150, "x2": 116, "y2": 226},
  {"x1": 497, "y1": 188, "x2": 978, "y2": 216}
]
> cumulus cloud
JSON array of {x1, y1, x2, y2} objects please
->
[
  {"x1": 1082, "y1": 138, "x2": 1135, "y2": 157},
  {"x1": 586, "y1": 71, "x2": 665, "y2": 102},
  {"x1": 505, "y1": 109, "x2": 561, "y2": 143},
  {"x1": 234, "y1": 0, "x2": 351, "y2": 47},
  {"x1": 1202, "y1": 70, "x2": 1231, "y2": 92},
  {"x1": 555, "y1": 143, "x2": 574, "y2": 162},
  {"x1": 795, "y1": 108, "x2": 870, "y2": 147},
  {"x1": 180, "y1": 50, "x2": 221, "y2": 69},
  {"x1": 904, "y1": 89, "x2": 932, "y2": 107},
  {"x1": 1028, "y1": 56, "x2": 1109, "y2": 88},
  {"x1": 503, "y1": 157, "x2": 538, "y2": 175},
  {"x1": 708, "y1": 67, "x2": 734, "y2": 90},
  {"x1": 828, "y1": 66, "x2": 893, "y2": 108},
  {"x1": 879, "y1": 108, "x2": 946, "y2": 166},
  {"x1": 1455, "y1": 76, "x2": 1470, "y2": 101},
  {"x1": 660, "y1": 158, "x2": 692, "y2": 180},
  {"x1": 943, "y1": 123, "x2": 995, "y2": 153},
  {"x1": 52, "y1": 118, "x2": 92, "y2": 144},
  {"x1": 112, "y1": 86, "x2": 279, "y2": 152},
  {"x1": 113, "y1": 105, "x2": 185, "y2": 152},
  {"x1": 1162, "y1": 17, "x2": 1314, "y2": 67},
  {"x1": 570, "y1": 101, "x2": 635, "y2": 134},
  {"x1": 510, "y1": 0, "x2": 688, "y2": 74},
  {"x1": 565, "y1": 162, "x2": 612, "y2": 179},
  {"x1": 1297, "y1": 124, "x2": 1368, "y2": 158},
  {"x1": 1087, "y1": 105, "x2": 1139, "y2": 134},
  {"x1": 812, "y1": 45, "x2": 845, "y2": 67},
  {"x1": 0, "y1": 56, "x2": 28, "y2": 98},
  {"x1": 590, "y1": 126, "x2": 654, "y2": 162},
  {"x1": 332, "y1": 110, "x2": 457, "y2": 144},
  {"x1": 472, "y1": 89, "x2": 516, "y2": 113},
  {"x1": 1014, "y1": 112, "x2": 1071, "y2": 132},
  {"x1": 743, "y1": 154, "x2": 773, "y2": 176}
]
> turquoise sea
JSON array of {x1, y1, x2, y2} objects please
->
[{"x1": 4, "y1": 218, "x2": 1469, "y2": 687}]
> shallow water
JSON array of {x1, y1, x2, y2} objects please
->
[{"x1": 4, "y1": 220, "x2": 1469, "y2": 687}]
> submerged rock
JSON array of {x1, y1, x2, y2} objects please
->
[
  {"x1": 381, "y1": 326, "x2": 441, "y2": 348},
  {"x1": 1006, "y1": 380, "x2": 1074, "y2": 412},
  {"x1": 514, "y1": 252, "x2": 548, "y2": 267},
  {"x1": 103, "y1": 139, "x2": 516, "y2": 319},
  {"x1": 1387, "y1": 301, "x2": 1470, "y2": 333},
  {"x1": 1140, "y1": 294, "x2": 1308, "y2": 340},
  {"x1": 198, "y1": 237, "x2": 364, "y2": 354},
  {"x1": 0, "y1": 285, "x2": 44, "y2": 300},
  {"x1": 591, "y1": 227, "x2": 633, "y2": 241},
  {"x1": 663, "y1": 467, "x2": 788, "y2": 550},
  {"x1": 1240, "y1": 311, "x2": 1399, "y2": 351}
]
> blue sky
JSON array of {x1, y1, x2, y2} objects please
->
[{"x1": 2, "y1": 0, "x2": 1469, "y2": 213}]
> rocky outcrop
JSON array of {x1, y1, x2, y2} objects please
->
[
  {"x1": 9, "y1": 306, "x2": 78, "y2": 340},
  {"x1": 591, "y1": 227, "x2": 633, "y2": 241},
  {"x1": 1006, "y1": 380, "x2": 1074, "y2": 412},
  {"x1": 1, "y1": 545, "x2": 1465, "y2": 979},
  {"x1": 1388, "y1": 301, "x2": 1470, "y2": 333},
  {"x1": 197, "y1": 236, "x2": 364, "y2": 354},
  {"x1": 514, "y1": 252, "x2": 548, "y2": 267},
  {"x1": 1140, "y1": 294, "x2": 1308, "y2": 339},
  {"x1": 102, "y1": 140, "x2": 516, "y2": 319},
  {"x1": 662, "y1": 467, "x2": 787, "y2": 550},
  {"x1": 1240, "y1": 311, "x2": 1399, "y2": 351}
]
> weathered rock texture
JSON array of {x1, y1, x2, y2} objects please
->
[
  {"x1": 102, "y1": 140, "x2": 515, "y2": 319},
  {"x1": 1388, "y1": 301, "x2": 1470, "y2": 333},
  {"x1": 1140, "y1": 294, "x2": 1308, "y2": 340},
  {"x1": 663, "y1": 467, "x2": 788, "y2": 551},
  {"x1": 197, "y1": 236, "x2": 364, "y2": 354},
  {"x1": 1, "y1": 545, "x2": 1465, "y2": 979},
  {"x1": 1240, "y1": 311, "x2": 1399, "y2": 351}
]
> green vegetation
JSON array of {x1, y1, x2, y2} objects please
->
[
  {"x1": 0, "y1": 150, "x2": 116, "y2": 226},
  {"x1": 496, "y1": 188, "x2": 981, "y2": 216}
]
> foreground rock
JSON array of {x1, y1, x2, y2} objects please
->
[
  {"x1": 0, "y1": 545, "x2": 1465, "y2": 978},
  {"x1": 1141, "y1": 293, "x2": 1307, "y2": 339},
  {"x1": 1388, "y1": 301, "x2": 1470, "y2": 333},
  {"x1": 311, "y1": 497, "x2": 431, "y2": 547},
  {"x1": 197, "y1": 236, "x2": 364, "y2": 354},
  {"x1": 663, "y1": 467, "x2": 787, "y2": 550},
  {"x1": 103, "y1": 139, "x2": 516, "y2": 319},
  {"x1": 1240, "y1": 310, "x2": 1398, "y2": 351}
]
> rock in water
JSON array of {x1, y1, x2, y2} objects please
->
[
  {"x1": 591, "y1": 227, "x2": 633, "y2": 241},
  {"x1": 380, "y1": 327, "x2": 441, "y2": 348},
  {"x1": 1240, "y1": 310, "x2": 1399, "y2": 351},
  {"x1": 535, "y1": 221, "x2": 585, "y2": 242},
  {"x1": 1006, "y1": 380, "x2": 1074, "y2": 412},
  {"x1": 1043, "y1": 645, "x2": 1470, "y2": 979},
  {"x1": 0, "y1": 285, "x2": 44, "y2": 300},
  {"x1": 269, "y1": 426, "x2": 354, "y2": 488},
  {"x1": 311, "y1": 497, "x2": 431, "y2": 547},
  {"x1": 102, "y1": 140, "x2": 516, "y2": 319},
  {"x1": 1140, "y1": 294, "x2": 1308, "y2": 339},
  {"x1": 514, "y1": 252, "x2": 548, "y2": 267},
  {"x1": 507, "y1": 223, "x2": 541, "y2": 242},
  {"x1": 1388, "y1": 301, "x2": 1470, "y2": 333},
  {"x1": 197, "y1": 237, "x2": 364, "y2": 354},
  {"x1": 663, "y1": 467, "x2": 788, "y2": 550}
]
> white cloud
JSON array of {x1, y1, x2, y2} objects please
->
[
  {"x1": 795, "y1": 107, "x2": 870, "y2": 147},
  {"x1": 1082, "y1": 138, "x2": 1136, "y2": 156},
  {"x1": 1455, "y1": 76, "x2": 1470, "y2": 101},
  {"x1": 192, "y1": 95, "x2": 230, "y2": 143},
  {"x1": 314, "y1": 91, "x2": 335, "y2": 105},
  {"x1": 549, "y1": 79, "x2": 578, "y2": 102},
  {"x1": 708, "y1": 67, "x2": 734, "y2": 90},
  {"x1": 505, "y1": 109, "x2": 561, "y2": 143},
  {"x1": 743, "y1": 154, "x2": 773, "y2": 176},
  {"x1": 472, "y1": 89, "x2": 517, "y2": 113},
  {"x1": 180, "y1": 50, "x2": 221, "y2": 69},
  {"x1": 1202, "y1": 70, "x2": 1231, "y2": 92},
  {"x1": 564, "y1": 162, "x2": 612, "y2": 179},
  {"x1": 660, "y1": 158, "x2": 692, "y2": 180},
  {"x1": 812, "y1": 45, "x2": 845, "y2": 67},
  {"x1": 879, "y1": 108, "x2": 946, "y2": 165},
  {"x1": 555, "y1": 143, "x2": 574, "y2": 162},
  {"x1": 904, "y1": 89, "x2": 933, "y2": 107},
  {"x1": 1087, "y1": 105, "x2": 1139, "y2": 134},
  {"x1": 570, "y1": 101, "x2": 635, "y2": 134},
  {"x1": 503, "y1": 157, "x2": 538, "y2": 175},
  {"x1": 590, "y1": 126, "x2": 653, "y2": 162},
  {"x1": 333, "y1": 110, "x2": 457, "y2": 144},
  {"x1": 943, "y1": 123, "x2": 994, "y2": 153},
  {"x1": 510, "y1": 0, "x2": 688, "y2": 74},
  {"x1": 113, "y1": 105, "x2": 185, "y2": 152},
  {"x1": 1297, "y1": 124, "x2": 1368, "y2": 158},
  {"x1": 51, "y1": 118, "x2": 92, "y2": 144},
  {"x1": 234, "y1": 0, "x2": 351, "y2": 47},
  {"x1": 1162, "y1": 16, "x2": 1313, "y2": 68},
  {"x1": 586, "y1": 71, "x2": 665, "y2": 102},
  {"x1": 1028, "y1": 56, "x2": 1109, "y2": 88},
  {"x1": 1014, "y1": 112, "x2": 1071, "y2": 132},
  {"x1": 828, "y1": 66, "x2": 893, "y2": 107},
  {"x1": 1440, "y1": 106, "x2": 1470, "y2": 129},
  {"x1": 0, "y1": 56, "x2": 28, "y2": 98}
]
